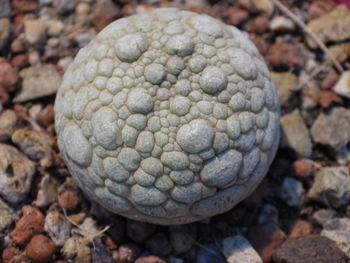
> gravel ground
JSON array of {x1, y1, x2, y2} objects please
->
[{"x1": 1, "y1": 0, "x2": 350, "y2": 262}]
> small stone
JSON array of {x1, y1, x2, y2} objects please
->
[
  {"x1": 267, "y1": 38, "x2": 301, "y2": 70},
  {"x1": 250, "y1": 16, "x2": 270, "y2": 34},
  {"x1": 293, "y1": 159, "x2": 317, "y2": 179},
  {"x1": 0, "y1": 18, "x2": 10, "y2": 50},
  {"x1": 251, "y1": 0, "x2": 274, "y2": 15},
  {"x1": 271, "y1": 72, "x2": 298, "y2": 104},
  {"x1": 62, "y1": 237, "x2": 91, "y2": 263},
  {"x1": 15, "y1": 64, "x2": 61, "y2": 102},
  {"x1": 308, "y1": 0, "x2": 335, "y2": 19},
  {"x1": 247, "y1": 222, "x2": 285, "y2": 263},
  {"x1": 311, "y1": 107, "x2": 350, "y2": 151},
  {"x1": 0, "y1": 110, "x2": 17, "y2": 142},
  {"x1": 318, "y1": 90, "x2": 343, "y2": 108},
  {"x1": 307, "y1": 167, "x2": 350, "y2": 208},
  {"x1": 227, "y1": 6, "x2": 249, "y2": 26},
  {"x1": 0, "y1": 58, "x2": 19, "y2": 92},
  {"x1": 321, "y1": 217, "x2": 350, "y2": 257},
  {"x1": 279, "y1": 177, "x2": 305, "y2": 207},
  {"x1": 135, "y1": 256, "x2": 167, "y2": 263},
  {"x1": 286, "y1": 220, "x2": 313, "y2": 238},
  {"x1": 221, "y1": 235, "x2": 263, "y2": 263},
  {"x1": 117, "y1": 243, "x2": 141, "y2": 263},
  {"x1": 0, "y1": 144, "x2": 35, "y2": 204},
  {"x1": 145, "y1": 232, "x2": 172, "y2": 256},
  {"x1": 257, "y1": 204, "x2": 279, "y2": 225},
  {"x1": 11, "y1": 206, "x2": 45, "y2": 245},
  {"x1": 2, "y1": 245, "x2": 21, "y2": 263},
  {"x1": 333, "y1": 71, "x2": 350, "y2": 99},
  {"x1": 307, "y1": 5, "x2": 350, "y2": 48},
  {"x1": 53, "y1": 0, "x2": 80, "y2": 14},
  {"x1": 270, "y1": 16, "x2": 295, "y2": 32},
  {"x1": 272, "y1": 235, "x2": 348, "y2": 263},
  {"x1": 92, "y1": 244, "x2": 114, "y2": 263},
  {"x1": 11, "y1": 54, "x2": 29, "y2": 68},
  {"x1": 126, "y1": 220, "x2": 156, "y2": 243},
  {"x1": 312, "y1": 209, "x2": 336, "y2": 226},
  {"x1": 196, "y1": 244, "x2": 226, "y2": 263},
  {"x1": 58, "y1": 190, "x2": 80, "y2": 211},
  {"x1": 44, "y1": 211, "x2": 71, "y2": 247},
  {"x1": 25, "y1": 234, "x2": 56, "y2": 263},
  {"x1": 0, "y1": 198, "x2": 15, "y2": 231},
  {"x1": 280, "y1": 110, "x2": 312, "y2": 157},
  {"x1": 321, "y1": 71, "x2": 339, "y2": 90},
  {"x1": 169, "y1": 225, "x2": 196, "y2": 254},
  {"x1": 24, "y1": 19, "x2": 46, "y2": 45},
  {"x1": 91, "y1": 0, "x2": 120, "y2": 32}
]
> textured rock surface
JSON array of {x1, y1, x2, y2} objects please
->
[{"x1": 54, "y1": 8, "x2": 280, "y2": 225}]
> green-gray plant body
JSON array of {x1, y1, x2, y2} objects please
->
[{"x1": 54, "y1": 8, "x2": 279, "y2": 225}]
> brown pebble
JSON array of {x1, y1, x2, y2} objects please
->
[
  {"x1": 318, "y1": 90, "x2": 343, "y2": 108},
  {"x1": 0, "y1": 57, "x2": 19, "y2": 92},
  {"x1": 293, "y1": 159, "x2": 317, "y2": 179},
  {"x1": 227, "y1": 6, "x2": 250, "y2": 26},
  {"x1": 2, "y1": 245, "x2": 21, "y2": 263},
  {"x1": 10, "y1": 206, "x2": 45, "y2": 245},
  {"x1": 135, "y1": 255, "x2": 167, "y2": 263},
  {"x1": 287, "y1": 220, "x2": 313, "y2": 238},
  {"x1": 91, "y1": 0, "x2": 120, "y2": 32},
  {"x1": 247, "y1": 222, "x2": 286, "y2": 263},
  {"x1": 58, "y1": 190, "x2": 80, "y2": 211},
  {"x1": 308, "y1": 0, "x2": 335, "y2": 19},
  {"x1": 13, "y1": 103, "x2": 29, "y2": 121},
  {"x1": 251, "y1": 16, "x2": 270, "y2": 34},
  {"x1": 11, "y1": 0, "x2": 38, "y2": 14},
  {"x1": 267, "y1": 38, "x2": 301, "y2": 70},
  {"x1": 25, "y1": 235, "x2": 56, "y2": 263},
  {"x1": 11, "y1": 54, "x2": 29, "y2": 68},
  {"x1": 36, "y1": 105, "x2": 55, "y2": 128},
  {"x1": 0, "y1": 86, "x2": 9, "y2": 105},
  {"x1": 320, "y1": 71, "x2": 339, "y2": 89}
]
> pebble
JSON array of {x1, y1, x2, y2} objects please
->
[
  {"x1": 250, "y1": 16, "x2": 270, "y2": 34},
  {"x1": 44, "y1": 210, "x2": 71, "y2": 247},
  {"x1": 14, "y1": 64, "x2": 61, "y2": 102},
  {"x1": 135, "y1": 255, "x2": 167, "y2": 263},
  {"x1": 0, "y1": 18, "x2": 10, "y2": 50},
  {"x1": 321, "y1": 217, "x2": 350, "y2": 257},
  {"x1": 0, "y1": 198, "x2": 15, "y2": 231},
  {"x1": 251, "y1": 0, "x2": 274, "y2": 15},
  {"x1": 53, "y1": 0, "x2": 80, "y2": 14},
  {"x1": 247, "y1": 222, "x2": 285, "y2": 263},
  {"x1": 307, "y1": 167, "x2": 350, "y2": 208},
  {"x1": 25, "y1": 234, "x2": 56, "y2": 263},
  {"x1": 286, "y1": 220, "x2": 313, "y2": 238},
  {"x1": 272, "y1": 235, "x2": 348, "y2": 263},
  {"x1": 270, "y1": 72, "x2": 298, "y2": 104},
  {"x1": 307, "y1": 5, "x2": 350, "y2": 48},
  {"x1": 318, "y1": 90, "x2": 343, "y2": 108},
  {"x1": 267, "y1": 38, "x2": 301, "y2": 70},
  {"x1": 11, "y1": 54, "x2": 29, "y2": 68},
  {"x1": 280, "y1": 110, "x2": 313, "y2": 157},
  {"x1": 196, "y1": 244, "x2": 226, "y2": 263},
  {"x1": 126, "y1": 220, "x2": 156, "y2": 243},
  {"x1": 62, "y1": 237, "x2": 91, "y2": 263},
  {"x1": 308, "y1": 0, "x2": 335, "y2": 19},
  {"x1": 117, "y1": 243, "x2": 141, "y2": 263},
  {"x1": 145, "y1": 232, "x2": 172, "y2": 256},
  {"x1": 10, "y1": 206, "x2": 45, "y2": 245},
  {"x1": 0, "y1": 144, "x2": 35, "y2": 204},
  {"x1": 334, "y1": 71, "x2": 350, "y2": 99},
  {"x1": 24, "y1": 19, "x2": 46, "y2": 45},
  {"x1": 58, "y1": 189, "x2": 80, "y2": 211},
  {"x1": 2, "y1": 245, "x2": 21, "y2": 263},
  {"x1": 91, "y1": 244, "x2": 115, "y2": 263},
  {"x1": 0, "y1": 58, "x2": 19, "y2": 92},
  {"x1": 11, "y1": 128, "x2": 55, "y2": 162},
  {"x1": 293, "y1": 159, "x2": 318, "y2": 179},
  {"x1": 169, "y1": 225, "x2": 196, "y2": 254},
  {"x1": 257, "y1": 204, "x2": 279, "y2": 225},
  {"x1": 221, "y1": 235, "x2": 263, "y2": 263},
  {"x1": 311, "y1": 107, "x2": 350, "y2": 151},
  {"x1": 0, "y1": 110, "x2": 17, "y2": 142},
  {"x1": 270, "y1": 16, "x2": 295, "y2": 32},
  {"x1": 312, "y1": 209, "x2": 336, "y2": 226},
  {"x1": 227, "y1": 6, "x2": 249, "y2": 26},
  {"x1": 91, "y1": 0, "x2": 120, "y2": 32},
  {"x1": 279, "y1": 177, "x2": 305, "y2": 207},
  {"x1": 321, "y1": 71, "x2": 339, "y2": 90}
]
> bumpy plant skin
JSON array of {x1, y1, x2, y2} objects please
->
[{"x1": 54, "y1": 8, "x2": 280, "y2": 225}]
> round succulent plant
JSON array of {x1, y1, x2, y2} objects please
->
[{"x1": 54, "y1": 8, "x2": 280, "y2": 225}]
